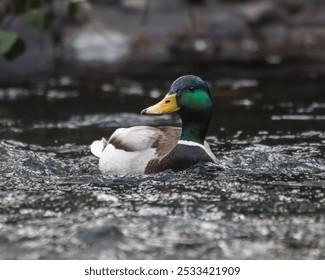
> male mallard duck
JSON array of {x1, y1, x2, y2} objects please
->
[{"x1": 90, "y1": 75, "x2": 217, "y2": 175}]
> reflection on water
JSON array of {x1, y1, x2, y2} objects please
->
[{"x1": 0, "y1": 77, "x2": 324, "y2": 259}]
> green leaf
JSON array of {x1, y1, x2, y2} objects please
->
[
  {"x1": 21, "y1": 9, "x2": 43, "y2": 29},
  {"x1": 67, "y1": 2, "x2": 80, "y2": 22},
  {"x1": 0, "y1": 30, "x2": 26, "y2": 60},
  {"x1": 4, "y1": 38, "x2": 26, "y2": 60},
  {"x1": 43, "y1": 10, "x2": 55, "y2": 30},
  {"x1": 20, "y1": 8, "x2": 56, "y2": 31},
  {"x1": 0, "y1": 30, "x2": 19, "y2": 55}
]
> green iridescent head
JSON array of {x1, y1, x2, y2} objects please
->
[
  {"x1": 142, "y1": 75, "x2": 214, "y2": 143},
  {"x1": 170, "y1": 75, "x2": 213, "y2": 121}
]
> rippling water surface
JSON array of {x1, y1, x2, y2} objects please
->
[{"x1": 0, "y1": 77, "x2": 324, "y2": 259}]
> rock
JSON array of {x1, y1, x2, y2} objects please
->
[
  {"x1": 120, "y1": 0, "x2": 147, "y2": 11},
  {"x1": 169, "y1": 33, "x2": 215, "y2": 58},
  {"x1": 208, "y1": 12, "x2": 251, "y2": 42},
  {"x1": 120, "y1": 0, "x2": 183, "y2": 12},
  {"x1": 120, "y1": 0, "x2": 162, "y2": 12},
  {"x1": 274, "y1": 0, "x2": 304, "y2": 14},
  {"x1": 258, "y1": 25, "x2": 288, "y2": 45},
  {"x1": 64, "y1": 25, "x2": 132, "y2": 63},
  {"x1": 289, "y1": 27, "x2": 325, "y2": 49},
  {"x1": 288, "y1": 10, "x2": 325, "y2": 27},
  {"x1": 237, "y1": 1, "x2": 284, "y2": 25}
]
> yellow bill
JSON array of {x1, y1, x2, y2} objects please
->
[{"x1": 141, "y1": 93, "x2": 179, "y2": 115}]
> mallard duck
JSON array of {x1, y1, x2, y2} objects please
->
[{"x1": 90, "y1": 75, "x2": 217, "y2": 175}]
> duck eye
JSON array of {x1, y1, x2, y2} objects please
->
[{"x1": 189, "y1": 86, "x2": 195, "y2": 91}]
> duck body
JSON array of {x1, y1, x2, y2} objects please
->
[{"x1": 90, "y1": 75, "x2": 217, "y2": 175}]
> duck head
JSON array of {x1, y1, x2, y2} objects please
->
[{"x1": 141, "y1": 75, "x2": 213, "y2": 144}]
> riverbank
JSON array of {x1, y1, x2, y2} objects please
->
[{"x1": 1, "y1": 0, "x2": 325, "y2": 84}]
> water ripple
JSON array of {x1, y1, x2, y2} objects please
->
[{"x1": 0, "y1": 79, "x2": 324, "y2": 259}]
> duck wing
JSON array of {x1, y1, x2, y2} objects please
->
[{"x1": 90, "y1": 125, "x2": 181, "y2": 157}]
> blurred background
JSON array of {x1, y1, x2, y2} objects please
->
[
  {"x1": 1, "y1": 0, "x2": 325, "y2": 81},
  {"x1": 0, "y1": 1, "x2": 325, "y2": 260}
]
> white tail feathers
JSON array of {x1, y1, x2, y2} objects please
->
[{"x1": 90, "y1": 138, "x2": 107, "y2": 158}]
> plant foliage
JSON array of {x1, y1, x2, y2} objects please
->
[
  {"x1": 0, "y1": 30, "x2": 26, "y2": 60},
  {"x1": 0, "y1": 0, "x2": 89, "y2": 60}
]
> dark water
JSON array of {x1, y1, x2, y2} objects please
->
[{"x1": 0, "y1": 76, "x2": 324, "y2": 259}]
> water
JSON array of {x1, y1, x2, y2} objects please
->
[{"x1": 0, "y1": 76, "x2": 324, "y2": 259}]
